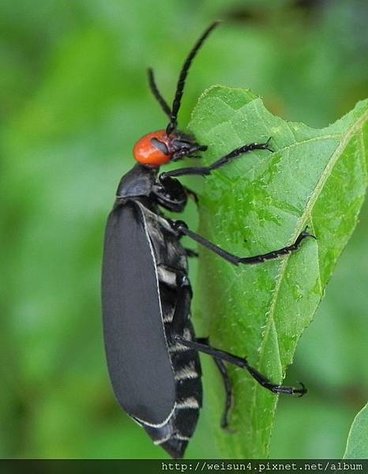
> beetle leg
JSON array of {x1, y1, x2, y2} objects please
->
[
  {"x1": 157, "y1": 265, "x2": 192, "y2": 292},
  {"x1": 161, "y1": 270, "x2": 193, "y2": 334},
  {"x1": 197, "y1": 337, "x2": 233, "y2": 429},
  {"x1": 151, "y1": 177, "x2": 196, "y2": 212},
  {"x1": 174, "y1": 337, "x2": 307, "y2": 397},
  {"x1": 183, "y1": 186, "x2": 199, "y2": 205},
  {"x1": 160, "y1": 140, "x2": 272, "y2": 179},
  {"x1": 184, "y1": 248, "x2": 199, "y2": 258},
  {"x1": 172, "y1": 222, "x2": 315, "y2": 266},
  {"x1": 169, "y1": 286, "x2": 192, "y2": 335}
]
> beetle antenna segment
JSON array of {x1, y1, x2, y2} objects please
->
[
  {"x1": 166, "y1": 21, "x2": 221, "y2": 135},
  {"x1": 147, "y1": 68, "x2": 172, "y2": 118}
]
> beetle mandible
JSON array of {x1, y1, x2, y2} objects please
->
[{"x1": 102, "y1": 22, "x2": 313, "y2": 458}]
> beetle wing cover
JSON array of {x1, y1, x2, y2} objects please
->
[{"x1": 102, "y1": 201, "x2": 176, "y2": 426}]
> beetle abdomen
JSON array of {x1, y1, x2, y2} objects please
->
[
  {"x1": 144, "y1": 319, "x2": 202, "y2": 458},
  {"x1": 136, "y1": 206, "x2": 203, "y2": 458}
]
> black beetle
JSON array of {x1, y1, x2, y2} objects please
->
[{"x1": 102, "y1": 22, "x2": 312, "y2": 459}]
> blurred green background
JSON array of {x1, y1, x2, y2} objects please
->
[{"x1": 1, "y1": 0, "x2": 368, "y2": 459}]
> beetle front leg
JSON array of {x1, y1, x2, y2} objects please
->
[
  {"x1": 171, "y1": 221, "x2": 315, "y2": 266},
  {"x1": 175, "y1": 337, "x2": 307, "y2": 397},
  {"x1": 160, "y1": 140, "x2": 272, "y2": 179}
]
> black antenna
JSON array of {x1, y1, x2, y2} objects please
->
[
  {"x1": 166, "y1": 21, "x2": 221, "y2": 135},
  {"x1": 147, "y1": 68, "x2": 172, "y2": 118}
]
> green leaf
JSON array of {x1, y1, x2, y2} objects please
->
[
  {"x1": 344, "y1": 403, "x2": 368, "y2": 458},
  {"x1": 188, "y1": 86, "x2": 368, "y2": 458}
]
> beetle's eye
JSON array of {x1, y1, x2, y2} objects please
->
[{"x1": 151, "y1": 138, "x2": 169, "y2": 155}]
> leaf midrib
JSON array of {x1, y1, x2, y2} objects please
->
[{"x1": 249, "y1": 107, "x2": 368, "y2": 448}]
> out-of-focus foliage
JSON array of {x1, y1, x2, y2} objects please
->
[{"x1": 1, "y1": 0, "x2": 368, "y2": 459}]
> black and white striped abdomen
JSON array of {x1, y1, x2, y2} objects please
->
[
  {"x1": 144, "y1": 320, "x2": 202, "y2": 458},
  {"x1": 144, "y1": 281, "x2": 203, "y2": 458},
  {"x1": 138, "y1": 204, "x2": 203, "y2": 458}
]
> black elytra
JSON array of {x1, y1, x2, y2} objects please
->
[{"x1": 101, "y1": 22, "x2": 313, "y2": 459}]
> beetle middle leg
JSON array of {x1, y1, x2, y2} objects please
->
[
  {"x1": 172, "y1": 221, "x2": 315, "y2": 266},
  {"x1": 175, "y1": 337, "x2": 306, "y2": 397},
  {"x1": 184, "y1": 186, "x2": 199, "y2": 205}
]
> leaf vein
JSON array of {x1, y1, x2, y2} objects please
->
[{"x1": 250, "y1": 107, "x2": 368, "y2": 417}]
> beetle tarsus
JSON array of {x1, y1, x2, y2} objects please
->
[
  {"x1": 270, "y1": 381, "x2": 307, "y2": 397},
  {"x1": 237, "y1": 229, "x2": 315, "y2": 265}
]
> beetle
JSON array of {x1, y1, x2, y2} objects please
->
[{"x1": 102, "y1": 22, "x2": 313, "y2": 459}]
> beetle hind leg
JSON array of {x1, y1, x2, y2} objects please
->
[
  {"x1": 197, "y1": 337, "x2": 233, "y2": 430},
  {"x1": 176, "y1": 337, "x2": 307, "y2": 397},
  {"x1": 213, "y1": 356, "x2": 233, "y2": 430}
]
